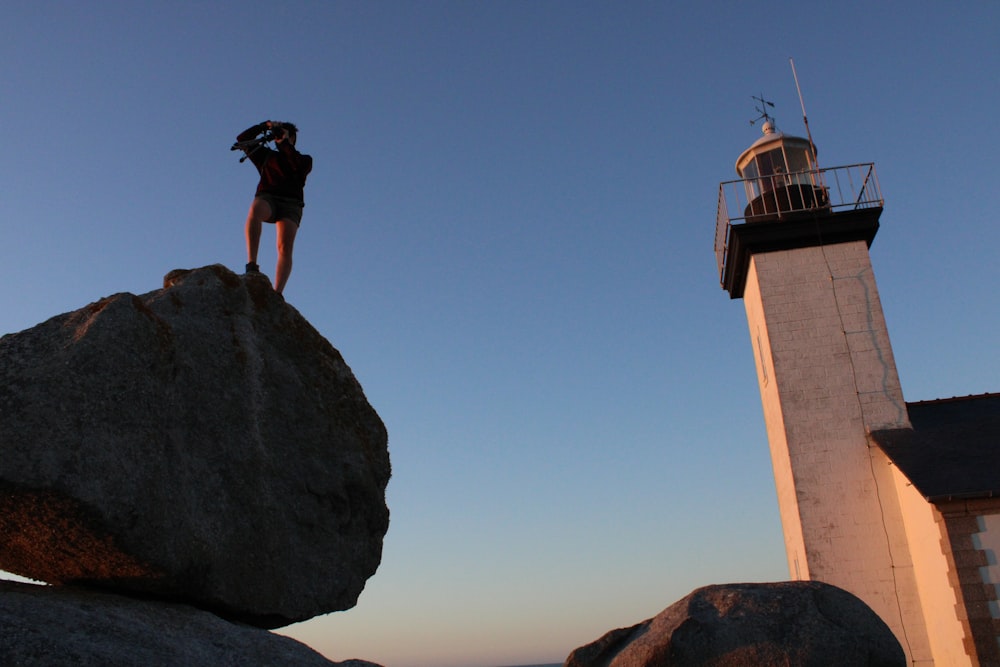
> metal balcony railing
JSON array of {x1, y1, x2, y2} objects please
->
[{"x1": 714, "y1": 163, "x2": 883, "y2": 281}]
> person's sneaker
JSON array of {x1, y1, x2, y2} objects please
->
[{"x1": 245, "y1": 262, "x2": 260, "y2": 274}]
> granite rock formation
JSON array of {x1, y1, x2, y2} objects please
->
[
  {"x1": 564, "y1": 581, "x2": 905, "y2": 667},
  {"x1": 0, "y1": 580, "x2": 381, "y2": 667},
  {"x1": 0, "y1": 265, "x2": 390, "y2": 629}
]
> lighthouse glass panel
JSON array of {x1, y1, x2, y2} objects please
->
[
  {"x1": 757, "y1": 148, "x2": 786, "y2": 176},
  {"x1": 741, "y1": 160, "x2": 761, "y2": 199},
  {"x1": 756, "y1": 148, "x2": 787, "y2": 194},
  {"x1": 784, "y1": 147, "x2": 814, "y2": 188},
  {"x1": 786, "y1": 148, "x2": 810, "y2": 173}
]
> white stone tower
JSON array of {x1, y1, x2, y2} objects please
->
[{"x1": 715, "y1": 118, "x2": 933, "y2": 661}]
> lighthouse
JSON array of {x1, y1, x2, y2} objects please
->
[{"x1": 715, "y1": 114, "x2": 937, "y2": 660}]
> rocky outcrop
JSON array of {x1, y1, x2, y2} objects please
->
[
  {"x1": 0, "y1": 265, "x2": 390, "y2": 629},
  {"x1": 564, "y1": 581, "x2": 905, "y2": 667},
  {"x1": 0, "y1": 580, "x2": 381, "y2": 667}
]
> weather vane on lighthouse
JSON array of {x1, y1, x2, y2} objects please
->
[{"x1": 750, "y1": 94, "x2": 775, "y2": 128}]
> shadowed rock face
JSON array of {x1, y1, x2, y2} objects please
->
[
  {"x1": 0, "y1": 265, "x2": 390, "y2": 629},
  {"x1": 564, "y1": 581, "x2": 905, "y2": 667},
  {"x1": 0, "y1": 580, "x2": 383, "y2": 667}
]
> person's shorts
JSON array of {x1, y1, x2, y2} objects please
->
[{"x1": 256, "y1": 194, "x2": 304, "y2": 226}]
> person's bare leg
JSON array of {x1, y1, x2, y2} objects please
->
[
  {"x1": 274, "y1": 219, "x2": 299, "y2": 293},
  {"x1": 245, "y1": 198, "x2": 272, "y2": 269}
]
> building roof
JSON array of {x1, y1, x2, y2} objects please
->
[{"x1": 871, "y1": 393, "x2": 1000, "y2": 502}]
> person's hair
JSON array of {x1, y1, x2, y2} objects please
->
[{"x1": 281, "y1": 122, "x2": 299, "y2": 137}]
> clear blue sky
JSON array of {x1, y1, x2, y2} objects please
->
[{"x1": 2, "y1": 2, "x2": 998, "y2": 666}]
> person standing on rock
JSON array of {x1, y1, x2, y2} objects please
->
[{"x1": 236, "y1": 120, "x2": 313, "y2": 294}]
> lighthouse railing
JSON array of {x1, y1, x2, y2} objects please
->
[{"x1": 715, "y1": 162, "x2": 883, "y2": 282}]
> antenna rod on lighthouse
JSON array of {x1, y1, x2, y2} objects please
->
[{"x1": 790, "y1": 58, "x2": 819, "y2": 170}]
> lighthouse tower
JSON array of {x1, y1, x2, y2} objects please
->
[{"x1": 715, "y1": 117, "x2": 935, "y2": 661}]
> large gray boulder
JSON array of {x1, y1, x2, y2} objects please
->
[
  {"x1": 564, "y1": 581, "x2": 905, "y2": 667},
  {"x1": 0, "y1": 265, "x2": 390, "y2": 628},
  {"x1": 0, "y1": 579, "x2": 381, "y2": 667}
]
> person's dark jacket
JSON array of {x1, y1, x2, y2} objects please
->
[{"x1": 237, "y1": 123, "x2": 313, "y2": 205}]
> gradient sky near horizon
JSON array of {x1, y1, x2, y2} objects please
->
[{"x1": 2, "y1": 2, "x2": 998, "y2": 666}]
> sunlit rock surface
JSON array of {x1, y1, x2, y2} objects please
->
[
  {"x1": 0, "y1": 265, "x2": 390, "y2": 628},
  {"x1": 564, "y1": 581, "x2": 904, "y2": 667}
]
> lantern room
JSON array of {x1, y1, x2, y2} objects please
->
[{"x1": 735, "y1": 120, "x2": 827, "y2": 220}]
